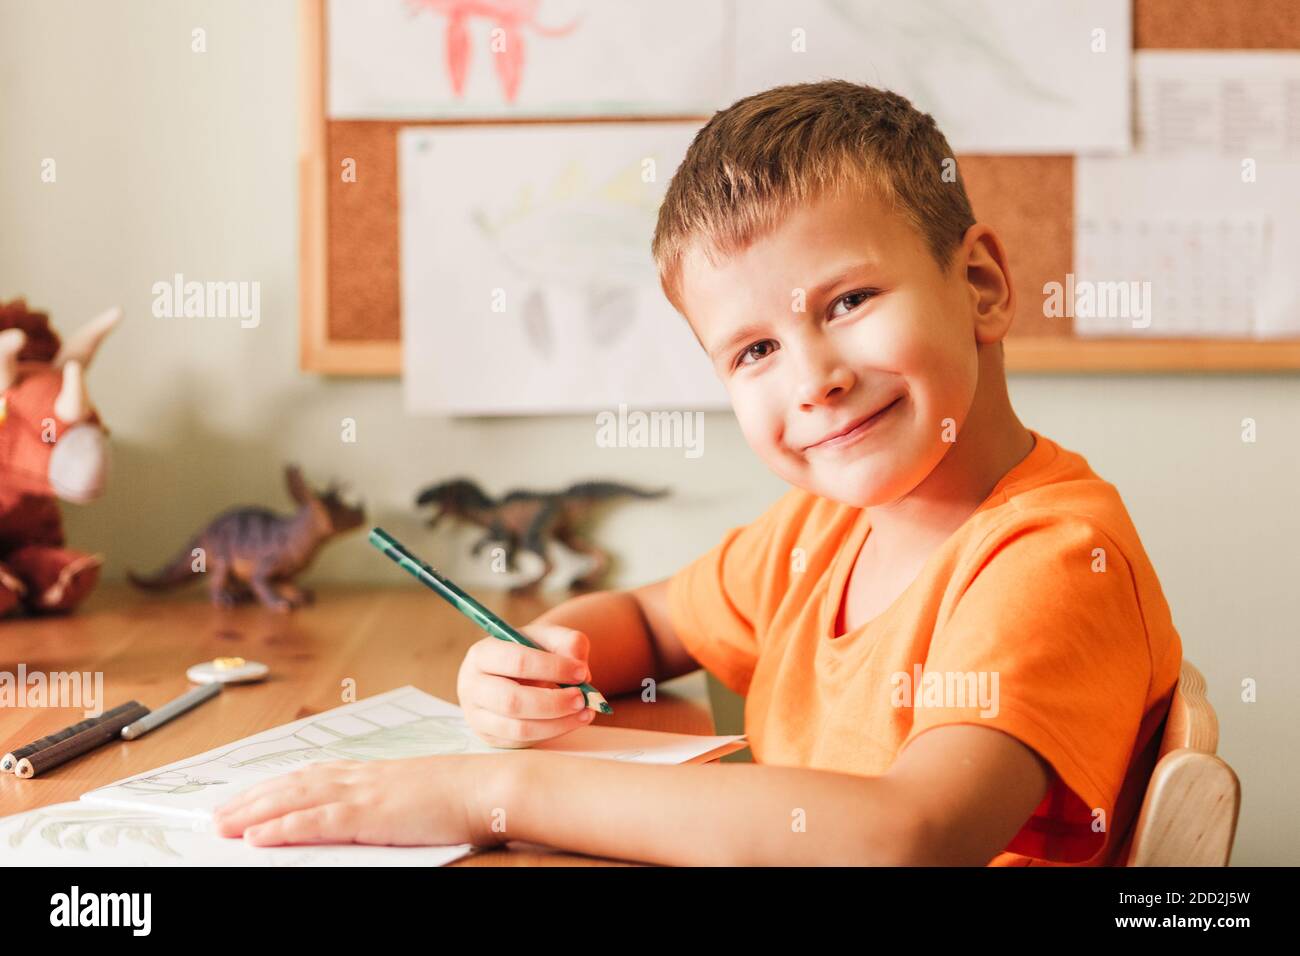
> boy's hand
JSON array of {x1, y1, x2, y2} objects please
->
[
  {"x1": 456, "y1": 623, "x2": 597, "y2": 748},
  {"x1": 212, "y1": 755, "x2": 507, "y2": 849}
]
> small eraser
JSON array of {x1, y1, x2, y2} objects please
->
[{"x1": 187, "y1": 659, "x2": 270, "y2": 685}]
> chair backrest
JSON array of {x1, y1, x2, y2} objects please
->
[{"x1": 1125, "y1": 660, "x2": 1241, "y2": 866}]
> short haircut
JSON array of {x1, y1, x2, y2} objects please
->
[{"x1": 652, "y1": 80, "x2": 977, "y2": 313}]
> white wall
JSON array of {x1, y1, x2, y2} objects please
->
[{"x1": 1, "y1": 0, "x2": 1295, "y2": 865}]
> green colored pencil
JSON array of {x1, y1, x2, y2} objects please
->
[{"x1": 368, "y1": 527, "x2": 612, "y2": 715}]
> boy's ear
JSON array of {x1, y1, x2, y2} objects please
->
[{"x1": 960, "y1": 224, "x2": 1015, "y2": 345}]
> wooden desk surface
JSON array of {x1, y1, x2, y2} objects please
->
[{"x1": 0, "y1": 584, "x2": 719, "y2": 866}]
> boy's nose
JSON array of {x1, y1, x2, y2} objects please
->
[{"x1": 794, "y1": 354, "x2": 856, "y2": 408}]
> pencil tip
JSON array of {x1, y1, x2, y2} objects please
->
[{"x1": 586, "y1": 692, "x2": 612, "y2": 715}]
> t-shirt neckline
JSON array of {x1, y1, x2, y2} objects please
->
[{"x1": 822, "y1": 429, "x2": 1053, "y2": 642}]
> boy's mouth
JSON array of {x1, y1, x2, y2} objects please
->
[{"x1": 803, "y1": 395, "x2": 903, "y2": 452}]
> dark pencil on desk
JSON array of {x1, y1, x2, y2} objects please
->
[
  {"x1": 2, "y1": 701, "x2": 144, "y2": 773},
  {"x1": 368, "y1": 526, "x2": 613, "y2": 714},
  {"x1": 15, "y1": 702, "x2": 150, "y2": 779}
]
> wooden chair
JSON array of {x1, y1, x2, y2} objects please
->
[{"x1": 1125, "y1": 660, "x2": 1241, "y2": 866}]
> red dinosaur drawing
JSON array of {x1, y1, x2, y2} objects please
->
[
  {"x1": 407, "y1": 0, "x2": 581, "y2": 103},
  {"x1": 0, "y1": 300, "x2": 121, "y2": 618}
]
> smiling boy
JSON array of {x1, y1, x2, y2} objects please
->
[{"x1": 215, "y1": 81, "x2": 1183, "y2": 866}]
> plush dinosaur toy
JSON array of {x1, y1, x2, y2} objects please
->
[
  {"x1": 0, "y1": 300, "x2": 122, "y2": 619},
  {"x1": 414, "y1": 478, "x2": 669, "y2": 594},
  {"x1": 127, "y1": 464, "x2": 366, "y2": 612}
]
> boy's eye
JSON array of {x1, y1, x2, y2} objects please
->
[
  {"x1": 737, "y1": 339, "x2": 778, "y2": 368},
  {"x1": 830, "y1": 289, "x2": 878, "y2": 318}
]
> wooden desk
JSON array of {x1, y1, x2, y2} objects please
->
[{"x1": 0, "y1": 584, "x2": 720, "y2": 866}]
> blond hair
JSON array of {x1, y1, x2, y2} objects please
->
[{"x1": 652, "y1": 80, "x2": 977, "y2": 313}]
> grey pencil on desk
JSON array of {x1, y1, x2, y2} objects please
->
[{"x1": 121, "y1": 682, "x2": 222, "y2": 740}]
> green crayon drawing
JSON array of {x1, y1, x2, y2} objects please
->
[{"x1": 7, "y1": 806, "x2": 190, "y2": 857}]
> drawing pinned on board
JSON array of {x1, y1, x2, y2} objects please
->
[
  {"x1": 521, "y1": 288, "x2": 553, "y2": 358},
  {"x1": 822, "y1": 0, "x2": 1073, "y2": 110},
  {"x1": 406, "y1": 0, "x2": 581, "y2": 103},
  {"x1": 585, "y1": 286, "x2": 637, "y2": 349},
  {"x1": 400, "y1": 125, "x2": 729, "y2": 415},
  {"x1": 732, "y1": 0, "x2": 1131, "y2": 153},
  {"x1": 328, "y1": 0, "x2": 729, "y2": 118}
]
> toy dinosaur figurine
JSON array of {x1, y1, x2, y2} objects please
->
[
  {"x1": 128, "y1": 465, "x2": 366, "y2": 612},
  {"x1": 414, "y1": 478, "x2": 669, "y2": 594},
  {"x1": 0, "y1": 300, "x2": 122, "y2": 619}
]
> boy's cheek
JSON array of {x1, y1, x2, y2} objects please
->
[{"x1": 732, "y1": 398, "x2": 788, "y2": 458}]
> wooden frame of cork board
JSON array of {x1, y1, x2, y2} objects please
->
[{"x1": 299, "y1": 0, "x2": 1300, "y2": 376}]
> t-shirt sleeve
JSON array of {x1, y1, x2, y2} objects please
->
[
  {"x1": 898, "y1": 513, "x2": 1153, "y2": 864},
  {"x1": 666, "y1": 488, "x2": 805, "y2": 696}
]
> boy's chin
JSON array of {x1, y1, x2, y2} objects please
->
[{"x1": 795, "y1": 464, "x2": 907, "y2": 509}]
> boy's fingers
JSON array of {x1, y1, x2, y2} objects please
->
[
  {"x1": 465, "y1": 701, "x2": 595, "y2": 746},
  {"x1": 519, "y1": 624, "x2": 591, "y2": 665},
  {"x1": 515, "y1": 677, "x2": 560, "y2": 689},
  {"x1": 470, "y1": 637, "x2": 588, "y2": 685},
  {"x1": 214, "y1": 780, "x2": 346, "y2": 837},
  {"x1": 477, "y1": 673, "x2": 588, "y2": 720},
  {"x1": 216, "y1": 764, "x2": 352, "y2": 816},
  {"x1": 244, "y1": 803, "x2": 359, "y2": 847}
]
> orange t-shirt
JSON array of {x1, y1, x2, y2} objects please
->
[{"x1": 667, "y1": 429, "x2": 1183, "y2": 866}]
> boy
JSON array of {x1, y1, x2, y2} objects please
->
[{"x1": 215, "y1": 81, "x2": 1183, "y2": 866}]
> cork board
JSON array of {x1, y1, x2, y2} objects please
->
[{"x1": 299, "y1": 0, "x2": 1300, "y2": 375}]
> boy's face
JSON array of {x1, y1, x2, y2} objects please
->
[{"x1": 677, "y1": 186, "x2": 987, "y2": 509}]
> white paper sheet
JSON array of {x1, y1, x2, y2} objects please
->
[
  {"x1": 327, "y1": 0, "x2": 730, "y2": 118},
  {"x1": 732, "y1": 0, "x2": 1131, "y2": 153},
  {"x1": 2, "y1": 686, "x2": 745, "y2": 866},
  {"x1": 330, "y1": 0, "x2": 1131, "y2": 154},
  {"x1": 1074, "y1": 156, "x2": 1300, "y2": 338},
  {"x1": 399, "y1": 124, "x2": 730, "y2": 415},
  {"x1": 0, "y1": 802, "x2": 476, "y2": 867},
  {"x1": 1135, "y1": 51, "x2": 1300, "y2": 160},
  {"x1": 78, "y1": 687, "x2": 745, "y2": 818}
]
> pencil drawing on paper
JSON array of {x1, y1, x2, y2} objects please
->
[
  {"x1": 92, "y1": 692, "x2": 499, "y2": 802},
  {"x1": 822, "y1": 0, "x2": 1072, "y2": 111},
  {"x1": 469, "y1": 159, "x2": 654, "y2": 358},
  {"x1": 120, "y1": 771, "x2": 229, "y2": 795},
  {"x1": 5, "y1": 805, "x2": 190, "y2": 858}
]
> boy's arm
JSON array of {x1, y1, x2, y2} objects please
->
[
  {"x1": 476, "y1": 722, "x2": 1051, "y2": 866},
  {"x1": 527, "y1": 579, "x2": 700, "y2": 697}
]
